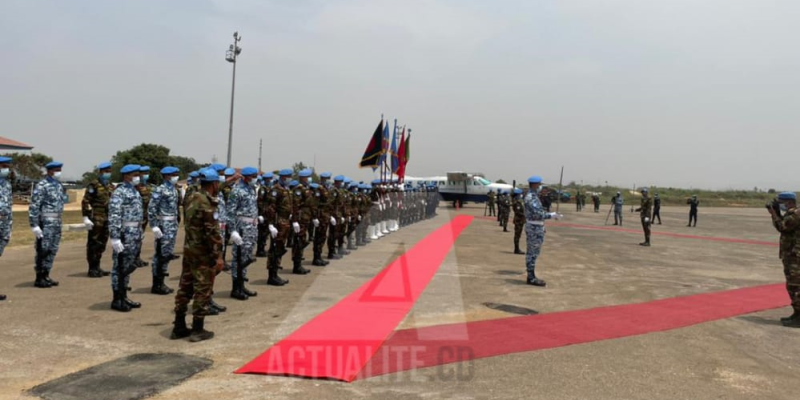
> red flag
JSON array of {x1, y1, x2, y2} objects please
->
[{"x1": 396, "y1": 130, "x2": 407, "y2": 181}]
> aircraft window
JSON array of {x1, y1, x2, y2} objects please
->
[{"x1": 477, "y1": 177, "x2": 491, "y2": 185}]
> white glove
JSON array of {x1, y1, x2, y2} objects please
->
[
  {"x1": 32, "y1": 226, "x2": 44, "y2": 239},
  {"x1": 379, "y1": 204, "x2": 384, "y2": 211},
  {"x1": 292, "y1": 222, "x2": 300, "y2": 233},
  {"x1": 548, "y1": 212, "x2": 563, "y2": 220},
  {"x1": 313, "y1": 219, "x2": 320, "y2": 227},
  {"x1": 347, "y1": 217, "x2": 351, "y2": 223},
  {"x1": 83, "y1": 217, "x2": 94, "y2": 228},
  {"x1": 644, "y1": 217, "x2": 651, "y2": 224},
  {"x1": 231, "y1": 231, "x2": 244, "y2": 245},
  {"x1": 111, "y1": 239, "x2": 125, "y2": 253},
  {"x1": 330, "y1": 217, "x2": 337, "y2": 226},
  {"x1": 358, "y1": 215, "x2": 362, "y2": 221},
  {"x1": 269, "y1": 224, "x2": 278, "y2": 238},
  {"x1": 341, "y1": 217, "x2": 345, "y2": 224},
  {"x1": 258, "y1": 216, "x2": 264, "y2": 224},
  {"x1": 151, "y1": 227, "x2": 163, "y2": 239}
]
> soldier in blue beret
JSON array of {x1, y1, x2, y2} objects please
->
[
  {"x1": 0, "y1": 157, "x2": 13, "y2": 300},
  {"x1": 148, "y1": 166, "x2": 182, "y2": 295},
  {"x1": 29, "y1": 160, "x2": 68, "y2": 288},
  {"x1": 769, "y1": 191, "x2": 800, "y2": 327},
  {"x1": 108, "y1": 164, "x2": 144, "y2": 311},
  {"x1": 523, "y1": 175, "x2": 561, "y2": 287},
  {"x1": 82, "y1": 161, "x2": 115, "y2": 277}
]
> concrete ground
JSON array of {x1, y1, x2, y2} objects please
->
[{"x1": 1, "y1": 204, "x2": 798, "y2": 400}]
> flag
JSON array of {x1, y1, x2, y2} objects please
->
[
  {"x1": 359, "y1": 120, "x2": 384, "y2": 168},
  {"x1": 396, "y1": 131, "x2": 408, "y2": 181},
  {"x1": 390, "y1": 126, "x2": 402, "y2": 173},
  {"x1": 378, "y1": 119, "x2": 391, "y2": 168}
]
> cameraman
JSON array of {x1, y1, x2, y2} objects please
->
[{"x1": 768, "y1": 192, "x2": 800, "y2": 328}]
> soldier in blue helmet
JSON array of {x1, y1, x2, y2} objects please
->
[
  {"x1": 29, "y1": 161, "x2": 68, "y2": 288},
  {"x1": 523, "y1": 175, "x2": 562, "y2": 287},
  {"x1": 148, "y1": 166, "x2": 181, "y2": 295},
  {"x1": 81, "y1": 161, "x2": 114, "y2": 278},
  {"x1": 0, "y1": 156, "x2": 13, "y2": 300},
  {"x1": 768, "y1": 191, "x2": 800, "y2": 328},
  {"x1": 109, "y1": 164, "x2": 144, "y2": 311}
]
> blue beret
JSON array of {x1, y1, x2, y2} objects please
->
[
  {"x1": 298, "y1": 169, "x2": 312, "y2": 178},
  {"x1": 371, "y1": 179, "x2": 380, "y2": 184},
  {"x1": 309, "y1": 183, "x2": 320, "y2": 189},
  {"x1": 513, "y1": 188, "x2": 523, "y2": 195},
  {"x1": 241, "y1": 167, "x2": 258, "y2": 176},
  {"x1": 262, "y1": 172, "x2": 274, "y2": 179},
  {"x1": 320, "y1": 172, "x2": 332, "y2": 179},
  {"x1": 189, "y1": 171, "x2": 200, "y2": 178},
  {"x1": 224, "y1": 168, "x2": 236, "y2": 176},
  {"x1": 121, "y1": 164, "x2": 140, "y2": 174},
  {"x1": 289, "y1": 180, "x2": 299, "y2": 188},
  {"x1": 279, "y1": 168, "x2": 293, "y2": 176},
  {"x1": 527, "y1": 175, "x2": 542, "y2": 184},
  {"x1": 334, "y1": 175, "x2": 344, "y2": 182},
  {"x1": 344, "y1": 177, "x2": 352, "y2": 184},
  {"x1": 210, "y1": 163, "x2": 226, "y2": 172},
  {"x1": 778, "y1": 192, "x2": 796, "y2": 201},
  {"x1": 45, "y1": 161, "x2": 63, "y2": 169},
  {"x1": 139, "y1": 166, "x2": 150, "y2": 172},
  {"x1": 200, "y1": 168, "x2": 219, "y2": 182},
  {"x1": 97, "y1": 161, "x2": 112, "y2": 170},
  {"x1": 161, "y1": 166, "x2": 179, "y2": 175}
]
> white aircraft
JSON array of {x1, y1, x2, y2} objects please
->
[{"x1": 403, "y1": 172, "x2": 513, "y2": 204}]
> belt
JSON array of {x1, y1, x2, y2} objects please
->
[
  {"x1": 0, "y1": 215, "x2": 7, "y2": 220},
  {"x1": 527, "y1": 221, "x2": 544, "y2": 226},
  {"x1": 123, "y1": 222, "x2": 141, "y2": 228},
  {"x1": 42, "y1": 213, "x2": 61, "y2": 219},
  {"x1": 238, "y1": 217, "x2": 257, "y2": 224},
  {"x1": 158, "y1": 216, "x2": 177, "y2": 221}
]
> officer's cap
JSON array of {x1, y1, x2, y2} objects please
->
[
  {"x1": 139, "y1": 166, "x2": 150, "y2": 172},
  {"x1": 199, "y1": 168, "x2": 219, "y2": 183},
  {"x1": 334, "y1": 175, "x2": 344, "y2": 182},
  {"x1": 161, "y1": 166, "x2": 179, "y2": 175},
  {"x1": 778, "y1": 192, "x2": 797, "y2": 201},
  {"x1": 298, "y1": 169, "x2": 312, "y2": 178},
  {"x1": 45, "y1": 161, "x2": 63, "y2": 169},
  {"x1": 279, "y1": 168, "x2": 293, "y2": 177},
  {"x1": 120, "y1": 164, "x2": 140, "y2": 174},
  {"x1": 97, "y1": 161, "x2": 112, "y2": 170},
  {"x1": 224, "y1": 167, "x2": 236, "y2": 176},
  {"x1": 241, "y1": 167, "x2": 258, "y2": 176},
  {"x1": 527, "y1": 175, "x2": 543, "y2": 184}
]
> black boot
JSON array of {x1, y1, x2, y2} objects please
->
[
  {"x1": 293, "y1": 258, "x2": 310, "y2": 275},
  {"x1": 312, "y1": 250, "x2": 328, "y2": 266},
  {"x1": 170, "y1": 313, "x2": 191, "y2": 339},
  {"x1": 781, "y1": 310, "x2": 800, "y2": 323},
  {"x1": 338, "y1": 245, "x2": 350, "y2": 256},
  {"x1": 241, "y1": 275, "x2": 258, "y2": 296},
  {"x1": 124, "y1": 290, "x2": 141, "y2": 308},
  {"x1": 151, "y1": 276, "x2": 173, "y2": 295},
  {"x1": 256, "y1": 248, "x2": 267, "y2": 257},
  {"x1": 327, "y1": 250, "x2": 341, "y2": 260},
  {"x1": 209, "y1": 298, "x2": 227, "y2": 312},
  {"x1": 189, "y1": 317, "x2": 214, "y2": 342},
  {"x1": 88, "y1": 260, "x2": 104, "y2": 278},
  {"x1": 782, "y1": 318, "x2": 800, "y2": 328},
  {"x1": 43, "y1": 271, "x2": 59, "y2": 287},
  {"x1": 514, "y1": 244, "x2": 524, "y2": 255},
  {"x1": 347, "y1": 237, "x2": 357, "y2": 250},
  {"x1": 639, "y1": 241, "x2": 651, "y2": 247},
  {"x1": 111, "y1": 289, "x2": 131, "y2": 312},
  {"x1": 0, "y1": 294, "x2": 6, "y2": 301},
  {"x1": 527, "y1": 277, "x2": 547, "y2": 287},
  {"x1": 230, "y1": 278, "x2": 248, "y2": 300},
  {"x1": 267, "y1": 269, "x2": 289, "y2": 286},
  {"x1": 34, "y1": 271, "x2": 51, "y2": 288}
]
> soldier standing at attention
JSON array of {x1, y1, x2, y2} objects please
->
[
  {"x1": 512, "y1": 188, "x2": 525, "y2": 254},
  {"x1": 29, "y1": 161, "x2": 68, "y2": 288},
  {"x1": 612, "y1": 191, "x2": 624, "y2": 226},
  {"x1": 0, "y1": 156, "x2": 14, "y2": 300},
  {"x1": 265, "y1": 169, "x2": 295, "y2": 286},
  {"x1": 148, "y1": 166, "x2": 181, "y2": 295},
  {"x1": 635, "y1": 187, "x2": 653, "y2": 246},
  {"x1": 687, "y1": 195, "x2": 699, "y2": 227},
  {"x1": 82, "y1": 161, "x2": 114, "y2": 278},
  {"x1": 171, "y1": 168, "x2": 223, "y2": 342},
  {"x1": 292, "y1": 169, "x2": 313, "y2": 274},
  {"x1": 134, "y1": 166, "x2": 152, "y2": 268},
  {"x1": 523, "y1": 176, "x2": 562, "y2": 287},
  {"x1": 768, "y1": 192, "x2": 800, "y2": 328},
  {"x1": 109, "y1": 164, "x2": 144, "y2": 312},
  {"x1": 315, "y1": 172, "x2": 333, "y2": 264},
  {"x1": 255, "y1": 172, "x2": 273, "y2": 258},
  {"x1": 653, "y1": 193, "x2": 662, "y2": 225},
  {"x1": 227, "y1": 167, "x2": 260, "y2": 300},
  {"x1": 487, "y1": 190, "x2": 497, "y2": 217},
  {"x1": 592, "y1": 193, "x2": 600, "y2": 213},
  {"x1": 575, "y1": 190, "x2": 582, "y2": 212}
]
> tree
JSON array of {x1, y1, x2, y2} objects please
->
[
  {"x1": 292, "y1": 161, "x2": 320, "y2": 182},
  {"x1": 495, "y1": 179, "x2": 507, "y2": 184},
  {"x1": 106, "y1": 143, "x2": 200, "y2": 184},
  {"x1": 1, "y1": 152, "x2": 53, "y2": 180}
]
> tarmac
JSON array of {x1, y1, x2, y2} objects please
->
[{"x1": 1, "y1": 204, "x2": 798, "y2": 400}]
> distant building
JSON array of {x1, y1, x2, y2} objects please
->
[{"x1": 0, "y1": 136, "x2": 34, "y2": 153}]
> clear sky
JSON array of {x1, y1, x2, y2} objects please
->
[{"x1": 2, "y1": 0, "x2": 798, "y2": 190}]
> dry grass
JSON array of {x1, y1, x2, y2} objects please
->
[{"x1": 9, "y1": 210, "x2": 86, "y2": 248}]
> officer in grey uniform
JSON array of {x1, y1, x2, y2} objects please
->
[
  {"x1": 227, "y1": 167, "x2": 260, "y2": 300},
  {"x1": 109, "y1": 164, "x2": 144, "y2": 312},
  {"x1": 29, "y1": 161, "x2": 68, "y2": 288},
  {"x1": 149, "y1": 166, "x2": 181, "y2": 295},
  {"x1": 523, "y1": 175, "x2": 562, "y2": 287},
  {"x1": 0, "y1": 156, "x2": 13, "y2": 300}
]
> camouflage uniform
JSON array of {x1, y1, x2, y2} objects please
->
[
  {"x1": 292, "y1": 183, "x2": 312, "y2": 268},
  {"x1": 512, "y1": 194, "x2": 526, "y2": 253},
  {"x1": 149, "y1": 180, "x2": 180, "y2": 278},
  {"x1": 487, "y1": 191, "x2": 497, "y2": 217},
  {"x1": 523, "y1": 190, "x2": 553, "y2": 282},
  {"x1": 315, "y1": 183, "x2": 333, "y2": 262},
  {"x1": 29, "y1": 176, "x2": 67, "y2": 274},
  {"x1": 772, "y1": 207, "x2": 800, "y2": 318},
  {"x1": 82, "y1": 179, "x2": 114, "y2": 273},
  {"x1": 328, "y1": 184, "x2": 344, "y2": 256},
  {"x1": 636, "y1": 195, "x2": 653, "y2": 245},
  {"x1": 135, "y1": 183, "x2": 152, "y2": 266},
  {"x1": 500, "y1": 194, "x2": 511, "y2": 232},
  {"x1": 0, "y1": 176, "x2": 12, "y2": 257},
  {"x1": 109, "y1": 182, "x2": 143, "y2": 293},
  {"x1": 226, "y1": 181, "x2": 258, "y2": 281},
  {"x1": 256, "y1": 184, "x2": 269, "y2": 256},
  {"x1": 175, "y1": 189, "x2": 222, "y2": 317},
  {"x1": 266, "y1": 182, "x2": 295, "y2": 277}
]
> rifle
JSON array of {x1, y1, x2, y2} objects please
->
[
  {"x1": 604, "y1": 205, "x2": 613, "y2": 225},
  {"x1": 556, "y1": 166, "x2": 564, "y2": 213}
]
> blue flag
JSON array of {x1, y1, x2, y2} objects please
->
[{"x1": 390, "y1": 125, "x2": 400, "y2": 173}]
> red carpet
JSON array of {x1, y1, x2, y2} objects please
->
[
  {"x1": 358, "y1": 283, "x2": 788, "y2": 379},
  {"x1": 235, "y1": 215, "x2": 474, "y2": 382},
  {"x1": 476, "y1": 217, "x2": 776, "y2": 247}
]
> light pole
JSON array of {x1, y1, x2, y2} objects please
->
[{"x1": 225, "y1": 31, "x2": 242, "y2": 167}]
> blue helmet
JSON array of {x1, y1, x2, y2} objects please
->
[
  {"x1": 289, "y1": 180, "x2": 299, "y2": 188},
  {"x1": 210, "y1": 163, "x2": 226, "y2": 172},
  {"x1": 528, "y1": 176, "x2": 542, "y2": 184},
  {"x1": 0, "y1": 156, "x2": 12, "y2": 164},
  {"x1": 189, "y1": 171, "x2": 200, "y2": 178},
  {"x1": 310, "y1": 183, "x2": 320, "y2": 190},
  {"x1": 513, "y1": 188, "x2": 523, "y2": 195},
  {"x1": 778, "y1": 192, "x2": 797, "y2": 201}
]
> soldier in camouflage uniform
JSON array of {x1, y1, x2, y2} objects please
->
[
  {"x1": 171, "y1": 168, "x2": 222, "y2": 342},
  {"x1": 109, "y1": 164, "x2": 144, "y2": 312},
  {"x1": 255, "y1": 172, "x2": 273, "y2": 257},
  {"x1": 0, "y1": 156, "x2": 13, "y2": 300},
  {"x1": 512, "y1": 188, "x2": 526, "y2": 254},
  {"x1": 265, "y1": 169, "x2": 295, "y2": 286},
  {"x1": 328, "y1": 175, "x2": 347, "y2": 257},
  {"x1": 290, "y1": 170, "x2": 313, "y2": 274},
  {"x1": 148, "y1": 166, "x2": 181, "y2": 295},
  {"x1": 499, "y1": 191, "x2": 511, "y2": 232},
  {"x1": 227, "y1": 167, "x2": 260, "y2": 300},
  {"x1": 29, "y1": 161, "x2": 68, "y2": 288},
  {"x1": 345, "y1": 181, "x2": 359, "y2": 250},
  {"x1": 315, "y1": 173, "x2": 334, "y2": 263},
  {"x1": 306, "y1": 183, "x2": 326, "y2": 265},
  {"x1": 635, "y1": 187, "x2": 653, "y2": 246},
  {"x1": 524, "y1": 176, "x2": 562, "y2": 287},
  {"x1": 134, "y1": 166, "x2": 152, "y2": 268},
  {"x1": 487, "y1": 190, "x2": 496, "y2": 217},
  {"x1": 82, "y1": 162, "x2": 114, "y2": 278},
  {"x1": 769, "y1": 192, "x2": 800, "y2": 328},
  {"x1": 358, "y1": 184, "x2": 371, "y2": 245}
]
